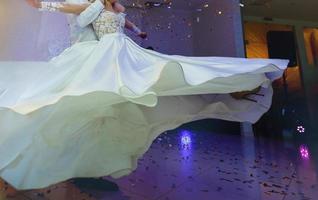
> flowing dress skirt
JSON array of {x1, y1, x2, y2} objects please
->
[{"x1": 0, "y1": 33, "x2": 288, "y2": 189}]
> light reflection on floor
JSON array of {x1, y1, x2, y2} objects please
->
[{"x1": 1, "y1": 128, "x2": 317, "y2": 200}]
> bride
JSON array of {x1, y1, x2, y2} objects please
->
[{"x1": 0, "y1": 0, "x2": 288, "y2": 190}]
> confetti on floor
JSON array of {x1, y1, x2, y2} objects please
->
[{"x1": 1, "y1": 127, "x2": 317, "y2": 200}]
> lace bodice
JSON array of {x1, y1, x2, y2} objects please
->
[{"x1": 93, "y1": 10, "x2": 126, "y2": 39}]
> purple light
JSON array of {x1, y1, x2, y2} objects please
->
[
  {"x1": 180, "y1": 130, "x2": 192, "y2": 146},
  {"x1": 180, "y1": 130, "x2": 193, "y2": 158},
  {"x1": 299, "y1": 145, "x2": 310, "y2": 159},
  {"x1": 181, "y1": 135, "x2": 191, "y2": 145}
]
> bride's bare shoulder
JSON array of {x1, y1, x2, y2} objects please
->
[{"x1": 113, "y1": 2, "x2": 125, "y2": 13}]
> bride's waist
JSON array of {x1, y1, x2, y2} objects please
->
[{"x1": 99, "y1": 32, "x2": 126, "y2": 40}]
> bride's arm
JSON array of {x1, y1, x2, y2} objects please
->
[
  {"x1": 26, "y1": 0, "x2": 90, "y2": 14},
  {"x1": 125, "y1": 20, "x2": 147, "y2": 39},
  {"x1": 112, "y1": 2, "x2": 147, "y2": 39}
]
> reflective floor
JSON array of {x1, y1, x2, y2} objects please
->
[{"x1": 1, "y1": 127, "x2": 318, "y2": 200}]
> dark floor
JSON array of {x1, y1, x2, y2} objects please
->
[{"x1": 1, "y1": 127, "x2": 318, "y2": 200}]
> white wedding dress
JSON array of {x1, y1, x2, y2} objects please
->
[{"x1": 0, "y1": 10, "x2": 288, "y2": 189}]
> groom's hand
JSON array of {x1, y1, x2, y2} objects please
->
[{"x1": 25, "y1": 0, "x2": 41, "y2": 8}]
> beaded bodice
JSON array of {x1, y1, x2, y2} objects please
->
[{"x1": 93, "y1": 10, "x2": 126, "y2": 39}]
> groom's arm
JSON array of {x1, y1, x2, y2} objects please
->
[
  {"x1": 76, "y1": 0, "x2": 104, "y2": 28},
  {"x1": 26, "y1": 0, "x2": 103, "y2": 23},
  {"x1": 25, "y1": 0, "x2": 90, "y2": 14},
  {"x1": 78, "y1": 1, "x2": 128, "y2": 28}
]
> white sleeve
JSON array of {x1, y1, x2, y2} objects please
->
[
  {"x1": 39, "y1": 2, "x2": 63, "y2": 12},
  {"x1": 76, "y1": 0, "x2": 104, "y2": 28}
]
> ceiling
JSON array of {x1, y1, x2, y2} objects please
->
[
  {"x1": 123, "y1": 0, "x2": 318, "y2": 22},
  {"x1": 122, "y1": 0, "x2": 231, "y2": 11},
  {"x1": 242, "y1": 0, "x2": 318, "y2": 22}
]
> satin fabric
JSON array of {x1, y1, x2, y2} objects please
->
[{"x1": 0, "y1": 33, "x2": 288, "y2": 189}]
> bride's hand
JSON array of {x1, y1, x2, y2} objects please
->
[
  {"x1": 25, "y1": 0, "x2": 41, "y2": 8},
  {"x1": 138, "y1": 32, "x2": 147, "y2": 39}
]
